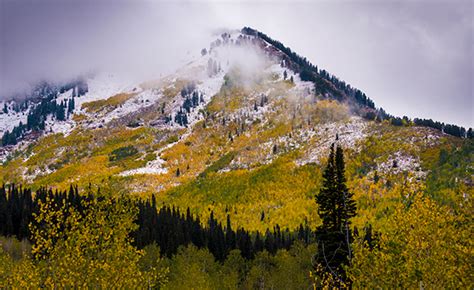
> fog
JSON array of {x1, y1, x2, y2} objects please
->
[
  {"x1": 0, "y1": 1, "x2": 221, "y2": 96},
  {"x1": 1, "y1": 0, "x2": 472, "y2": 127},
  {"x1": 213, "y1": 40, "x2": 269, "y2": 87}
]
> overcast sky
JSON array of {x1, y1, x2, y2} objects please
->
[{"x1": 0, "y1": 0, "x2": 472, "y2": 127}]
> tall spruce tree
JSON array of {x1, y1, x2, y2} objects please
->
[{"x1": 315, "y1": 143, "x2": 356, "y2": 283}]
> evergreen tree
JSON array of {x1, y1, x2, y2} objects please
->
[
  {"x1": 225, "y1": 215, "x2": 236, "y2": 252},
  {"x1": 334, "y1": 146, "x2": 356, "y2": 230},
  {"x1": 315, "y1": 143, "x2": 356, "y2": 284},
  {"x1": 67, "y1": 98, "x2": 75, "y2": 114},
  {"x1": 56, "y1": 101, "x2": 66, "y2": 121}
]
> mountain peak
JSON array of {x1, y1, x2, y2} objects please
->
[
  {"x1": 241, "y1": 27, "x2": 376, "y2": 112},
  {"x1": 0, "y1": 26, "x2": 471, "y2": 170}
]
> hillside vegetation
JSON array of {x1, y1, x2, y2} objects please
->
[{"x1": 0, "y1": 29, "x2": 472, "y2": 288}]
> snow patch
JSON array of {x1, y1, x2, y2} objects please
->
[
  {"x1": 376, "y1": 151, "x2": 426, "y2": 179},
  {"x1": 101, "y1": 89, "x2": 162, "y2": 124},
  {"x1": 296, "y1": 117, "x2": 368, "y2": 166},
  {"x1": 119, "y1": 156, "x2": 168, "y2": 176},
  {"x1": 118, "y1": 141, "x2": 177, "y2": 176},
  {"x1": 76, "y1": 72, "x2": 138, "y2": 111},
  {"x1": 0, "y1": 101, "x2": 29, "y2": 135}
]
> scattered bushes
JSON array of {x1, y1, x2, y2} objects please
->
[{"x1": 109, "y1": 146, "x2": 138, "y2": 161}]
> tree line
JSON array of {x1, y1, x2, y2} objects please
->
[
  {"x1": 0, "y1": 184, "x2": 317, "y2": 262},
  {"x1": 135, "y1": 197, "x2": 315, "y2": 261},
  {"x1": 0, "y1": 181, "x2": 375, "y2": 270}
]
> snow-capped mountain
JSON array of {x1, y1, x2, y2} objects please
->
[{"x1": 0, "y1": 27, "x2": 471, "y2": 231}]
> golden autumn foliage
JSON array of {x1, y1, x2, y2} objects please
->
[
  {"x1": 0, "y1": 194, "x2": 168, "y2": 288},
  {"x1": 347, "y1": 192, "x2": 473, "y2": 288},
  {"x1": 163, "y1": 155, "x2": 321, "y2": 232},
  {"x1": 310, "y1": 263, "x2": 349, "y2": 290},
  {"x1": 0, "y1": 248, "x2": 40, "y2": 288},
  {"x1": 82, "y1": 92, "x2": 137, "y2": 113},
  {"x1": 312, "y1": 99, "x2": 349, "y2": 124}
]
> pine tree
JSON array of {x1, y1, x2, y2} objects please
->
[
  {"x1": 334, "y1": 146, "x2": 356, "y2": 230},
  {"x1": 316, "y1": 144, "x2": 337, "y2": 230},
  {"x1": 225, "y1": 215, "x2": 236, "y2": 253},
  {"x1": 315, "y1": 143, "x2": 356, "y2": 284},
  {"x1": 68, "y1": 98, "x2": 75, "y2": 114},
  {"x1": 467, "y1": 128, "x2": 473, "y2": 139},
  {"x1": 56, "y1": 101, "x2": 66, "y2": 121}
]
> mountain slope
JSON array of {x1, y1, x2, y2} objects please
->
[{"x1": 0, "y1": 28, "x2": 472, "y2": 232}]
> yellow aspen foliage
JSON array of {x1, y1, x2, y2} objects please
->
[
  {"x1": 312, "y1": 99, "x2": 349, "y2": 124},
  {"x1": 310, "y1": 263, "x2": 349, "y2": 290},
  {"x1": 28, "y1": 194, "x2": 168, "y2": 288},
  {"x1": 0, "y1": 248, "x2": 40, "y2": 288},
  {"x1": 347, "y1": 192, "x2": 473, "y2": 288}
]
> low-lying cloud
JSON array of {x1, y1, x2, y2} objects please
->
[
  {"x1": 1, "y1": 0, "x2": 472, "y2": 127},
  {"x1": 0, "y1": 1, "x2": 221, "y2": 96}
]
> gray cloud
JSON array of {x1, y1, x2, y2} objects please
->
[{"x1": 1, "y1": 0, "x2": 472, "y2": 127}]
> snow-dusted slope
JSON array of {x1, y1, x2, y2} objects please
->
[
  {"x1": 0, "y1": 101, "x2": 29, "y2": 135},
  {"x1": 0, "y1": 29, "x2": 453, "y2": 195}
]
